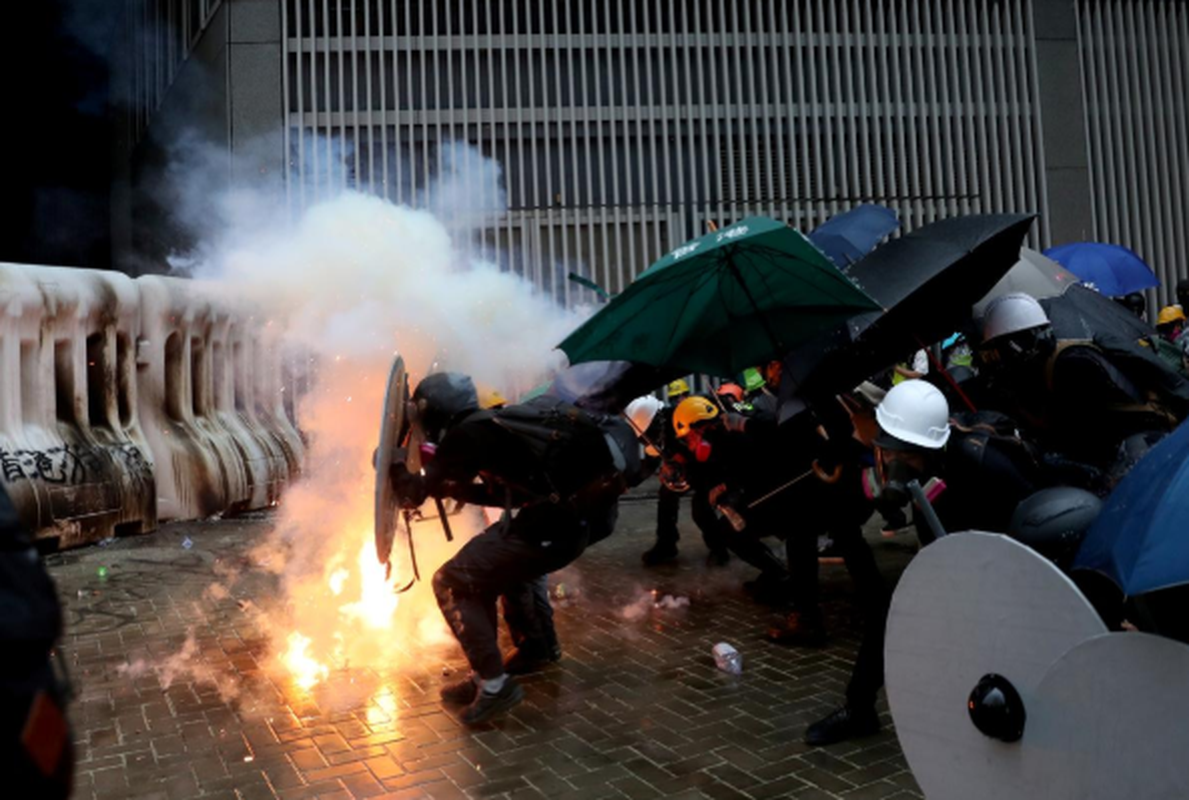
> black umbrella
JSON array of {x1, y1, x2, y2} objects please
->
[
  {"x1": 787, "y1": 213, "x2": 1037, "y2": 404},
  {"x1": 1041, "y1": 284, "x2": 1154, "y2": 343}
]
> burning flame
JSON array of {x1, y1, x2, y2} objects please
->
[
  {"x1": 279, "y1": 538, "x2": 403, "y2": 689},
  {"x1": 282, "y1": 632, "x2": 329, "y2": 690}
]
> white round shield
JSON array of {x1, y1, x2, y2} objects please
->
[{"x1": 885, "y1": 532, "x2": 1106, "y2": 800}]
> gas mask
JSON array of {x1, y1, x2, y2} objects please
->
[
  {"x1": 863, "y1": 446, "x2": 941, "y2": 530},
  {"x1": 684, "y1": 426, "x2": 714, "y2": 463}
]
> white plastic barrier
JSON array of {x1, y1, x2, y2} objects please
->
[
  {"x1": 0, "y1": 264, "x2": 306, "y2": 545},
  {"x1": 136, "y1": 276, "x2": 253, "y2": 520},
  {"x1": 243, "y1": 320, "x2": 304, "y2": 488},
  {"x1": 209, "y1": 300, "x2": 292, "y2": 509},
  {"x1": 136, "y1": 277, "x2": 305, "y2": 522},
  {"x1": 0, "y1": 264, "x2": 156, "y2": 547}
]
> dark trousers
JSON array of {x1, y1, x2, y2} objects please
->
[
  {"x1": 817, "y1": 525, "x2": 891, "y2": 710},
  {"x1": 655, "y1": 487, "x2": 728, "y2": 552},
  {"x1": 501, "y1": 575, "x2": 557, "y2": 653},
  {"x1": 433, "y1": 503, "x2": 613, "y2": 679},
  {"x1": 781, "y1": 518, "x2": 889, "y2": 707}
]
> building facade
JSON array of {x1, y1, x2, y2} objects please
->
[{"x1": 117, "y1": 0, "x2": 1189, "y2": 308}]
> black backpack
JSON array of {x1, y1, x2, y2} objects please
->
[
  {"x1": 489, "y1": 396, "x2": 636, "y2": 504},
  {"x1": 1048, "y1": 334, "x2": 1189, "y2": 427},
  {"x1": 944, "y1": 410, "x2": 1044, "y2": 531}
]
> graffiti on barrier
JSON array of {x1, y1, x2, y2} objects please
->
[{"x1": 0, "y1": 444, "x2": 152, "y2": 485}]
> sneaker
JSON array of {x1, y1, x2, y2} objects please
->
[
  {"x1": 439, "y1": 678, "x2": 479, "y2": 706},
  {"x1": 804, "y1": 705, "x2": 881, "y2": 746},
  {"x1": 705, "y1": 548, "x2": 730, "y2": 567},
  {"x1": 503, "y1": 643, "x2": 562, "y2": 675},
  {"x1": 642, "y1": 543, "x2": 679, "y2": 566},
  {"x1": 460, "y1": 679, "x2": 524, "y2": 726},
  {"x1": 766, "y1": 611, "x2": 828, "y2": 647}
]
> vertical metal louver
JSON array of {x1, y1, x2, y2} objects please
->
[
  {"x1": 1078, "y1": 0, "x2": 1189, "y2": 306},
  {"x1": 127, "y1": 0, "x2": 224, "y2": 145},
  {"x1": 282, "y1": 1, "x2": 1050, "y2": 304}
]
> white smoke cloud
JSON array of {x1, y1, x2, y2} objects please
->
[{"x1": 156, "y1": 134, "x2": 593, "y2": 697}]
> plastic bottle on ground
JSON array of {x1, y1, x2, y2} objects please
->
[{"x1": 712, "y1": 642, "x2": 742, "y2": 675}]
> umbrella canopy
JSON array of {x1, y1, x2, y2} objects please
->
[
  {"x1": 1043, "y1": 242, "x2": 1159, "y2": 297},
  {"x1": 790, "y1": 213, "x2": 1036, "y2": 398},
  {"x1": 1040, "y1": 284, "x2": 1155, "y2": 343},
  {"x1": 557, "y1": 216, "x2": 881, "y2": 377},
  {"x1": 972, "y1": 247, "x2": 1080, "y2": 317},
  {"x1": 808, "y1": 204, "x2": 900, "y2": 268},
  {"x1": 1074, "y1": 419, "x2": 1189, "y2": 595}
]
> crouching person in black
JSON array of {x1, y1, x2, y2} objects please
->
[{"x1": 391, "y1": 373, "x2": 649, "y2": 725}]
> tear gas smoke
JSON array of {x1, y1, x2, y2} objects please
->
[{"x1": 176, "y1": 138, "x2": 589, "y2": 694}]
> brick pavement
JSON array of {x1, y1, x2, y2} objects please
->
[{"x1": 48, "y1": 493, "x2": 924, "y2": 800}]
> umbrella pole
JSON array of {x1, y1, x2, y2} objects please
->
[
  {"x1": 727, "y1": 259, "x2": 786, "y2": 357},
  {"x1": 915, "y1": 335, "x2": 977, "y2": 414}
]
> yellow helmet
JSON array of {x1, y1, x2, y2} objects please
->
[
  {"x1": 1157, "y1": 305, "x2": 1186, "y2": 326},
  {"x1": 478, "y1": 388, "x2": 508, "y2": 409},
  {"x1": 667, "y1": 378, "x2": 691, "y2": 398},
  {"x1": 672, "y1": 396, "x2": 719, "y2": 438}
]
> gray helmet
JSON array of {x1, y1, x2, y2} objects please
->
[
  {"x1": 411, "y1": 372, "x2": 479, "y2": 443},
  {"x1": 1008, "y1": 487, "x2": 1102, "y2": 569}
]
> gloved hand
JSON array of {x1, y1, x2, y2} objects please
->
[
  {"x1": 722, "y1": 413, "x2": 748, "y2": 433},
  {"x1": 389, "y1": 462, "x2": 428, "y2": 509}
]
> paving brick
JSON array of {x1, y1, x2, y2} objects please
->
[{"x1": 50, "y1": 501, "x2": 923, "y2": 799}]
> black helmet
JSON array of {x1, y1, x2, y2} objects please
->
[
  {"x1": 411, "y1": 372, "x2": 479, "y2": 443},
  {"x1": 1008, "y1": 487, "x2": 1102, "y2": 569}
]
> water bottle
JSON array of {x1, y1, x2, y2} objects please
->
[{"x1": 712, "y1": 642, "x2": 742, "y2": 675}]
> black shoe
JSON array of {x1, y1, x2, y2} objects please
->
[
  {"x1": 705, "y1": 548, "x2": 730, "y2": 567},
  {"x1": 504, "y1": 643, "x2": 562, "y2": 675},
  {"x1": 642, "y1": 543, "x2": 679, "y2": 566},
  {"x1": 460, "y1": 679, "x2": 524, "y2": 726},
  {"x1": 439, "y1": 678, "x2": 480, "y2": 706},
  {"x1": 804, "y1": 705, "x2": 881, "y2": 746},
  {"x1": 766, "y1": 611, "x2": 828, "y2": 646}
]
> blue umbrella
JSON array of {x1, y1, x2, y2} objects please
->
[
  {"x1": 1074, "y1": 418, "x2": 1189, "y2": 595},
  {"x1": 1042, "y1": 242, "x2": 1159, "y2": 297},
  {"x1": 808, "y1": 204, "x2": 899, "y2": 268}
]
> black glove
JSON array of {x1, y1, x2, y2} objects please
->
[{"x1": 390, "y1": 462, "x2": 428, "y2": 509}]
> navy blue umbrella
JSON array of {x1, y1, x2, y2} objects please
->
[
  {"x1": 1043, "y1": 242, "x2": 1159, "y2": 298},
  {"x1": 808, "y1": 204, "x2": 900, "y2": 268},
  {"x1": 1074, "y1": 419, "x2": 1189, "y2": 595}
]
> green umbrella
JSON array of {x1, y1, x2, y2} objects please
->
[{"x1": 558, "y1": 217, "x2": 881, "y2": 377}]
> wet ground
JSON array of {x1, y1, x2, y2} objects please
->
[{"x1": 48, "y1": 488, "x2": 924, "y2": 800}]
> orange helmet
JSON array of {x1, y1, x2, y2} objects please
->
[
  {"x1": 673, "y1": 396, "x2": 719, "y2": 438},
  {"x1": 716, "y1": 383, "x2": 745, "y2": 403}
]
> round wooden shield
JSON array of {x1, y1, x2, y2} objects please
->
[{"x1": 374, "y1": 355, "x2": 408, "y2": 566}]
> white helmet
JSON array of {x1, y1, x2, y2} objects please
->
[
  {"x1": 875, "y1": 380, "x2": 951, "y2": 450},
  {"x1": 624, "y1": 395, "x2": 663, "y2": 437},
  {"x1": 982, "y1": 292, "x2": 1050, "y2": 343}
]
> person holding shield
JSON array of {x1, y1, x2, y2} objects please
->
[{"x1": 390, "y1": 372, "x2": 652, "y2": 725}]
